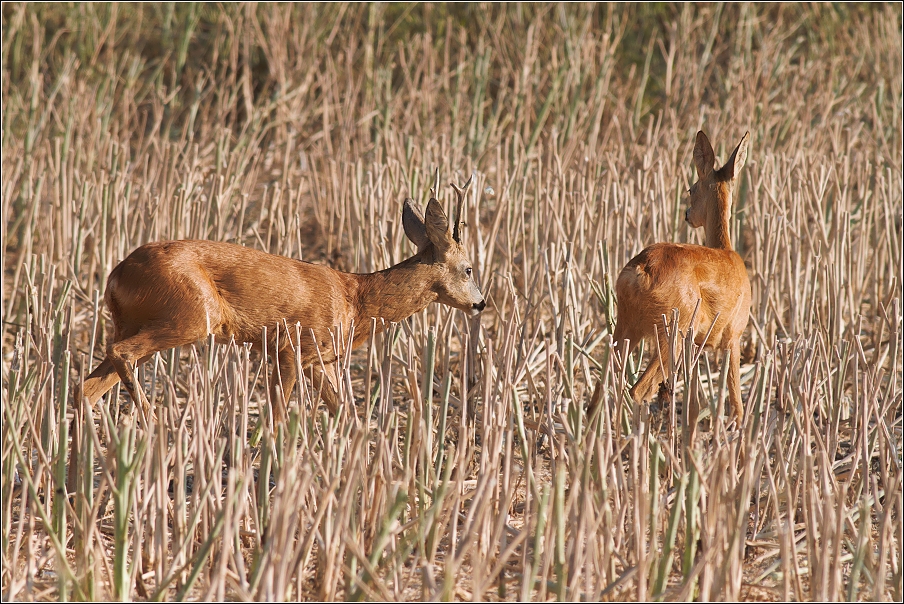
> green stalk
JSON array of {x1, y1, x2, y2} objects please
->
[
  {"x1": 363, "y1": 488, "x2": 408, "y2": 593},
  {"x1": 423, "y1": 327, "x2": 436, "y2": 486},
  {"x1": 649, "y1": 439, "x2": 661, "y2": 550},
  {"x1": 80, "y1": 390, "x2": 96, "y2": 601},
  {"x1": 526, "y1": 64, "x2": 565, "y2": 158},
  {"x1": 652, "y1": 475, "x2": 687, "y2": 600},
  {"x1": 554, "y1": 468, "x2": 566, "y2": 601},
  {"x1": 526, "y1": 485, "x2": 551, "y2": 598},
  {"x1": 257, "y1": 432, "x2": 273, "y2": 534},
  {"x1": 53, "y1": 350, "x2": 70, "y2": 602},
  {"x1": 682, "y1": 458, "x2": 700, "y2": 580},
  {"x1": 847, "y1": 499, "x2": 871, "y2": 601},
  {"x1": 112, "y1": 418, "x2": 148, "y2": 602},
  {"x1": 175, "y1": 3, "x2": 201, "y2": 79},
  {"x1": 4, "y1": 400, "x2": 85, "y2": 600},
  {"x1": 434, "y1": 371, "x2": 453, "y2": 479},
  {"x1": 633, "y1": 33, "x2": 656, "y2": 127},
  {"x1": 511, "y1": 383, "x2": 538, "y2": 500}
]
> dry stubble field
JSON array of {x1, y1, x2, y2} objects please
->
[{"x1": 2, "y1": 3, "x2": 902, "y2": 601}]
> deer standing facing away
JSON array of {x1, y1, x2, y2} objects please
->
[
  {"x1": 77, "y1": 172, "x2": 485, "y2": 423},
  {"x1": 613, "y1": 131, "x2": 751, "y2": 422}
]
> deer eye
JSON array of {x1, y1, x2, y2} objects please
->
[{"x1": 465, "y1": 267, "x2": 473, "y2": 279}]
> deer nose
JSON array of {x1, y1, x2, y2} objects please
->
[
  {"x1": 684, "y1": 208, "x2": 690, "y2": 222},
  {"x1": 473, "y1": 300, "x2": 486, "y2": 312}
]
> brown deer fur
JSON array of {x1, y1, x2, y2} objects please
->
[
  {"x1": 613, "y1": 131, "x2": 752, "y2": 422},
  {"x1": 77, "y1": 176, "x2": 485, "y2": 423}
]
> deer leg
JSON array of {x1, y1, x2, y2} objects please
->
[
  {"x1": 108, "y1": 352, "x2": 154, "y2": 421},
  {"x1": 727, "y1": 340, "x2": 744, "y2": 424},
  {"x1": 269, "y1": 347, "x2": 297, "y2": 424},
  {"x1": 68, "y1": 361, "x2": 117, "y2": 496},
  {"x1": 612, "y1": 324, "x2": 660, "y2": 405},
  {"x1": 69, "y1": 352, "x2": 154, "y2": 494},
  {"x1": 106, "y1": 331, "x2": 198, "y2": 420},
  {"x1": 310, "y1": 364, "x2": 341, "y2": 415},
  {"x1": 591, "y1": 332, "x2": 634, "y2": 415},
  {"x1": 77, "y1": 353, "x2": 156, "y2": 407},
  {"x1": 630, "y1": 359, "x2": 664, "y2": 405},
  {"x1": 629, "y1": 332, "x2": 670, "y2": 405},
  {"x1": 78, "y1": 359, "x2": 121, "y2": 407}
]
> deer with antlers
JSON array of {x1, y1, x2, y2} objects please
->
[
  {"x1": 77, "y1": 171, "x2": 484, "y2": 423},
  {"x1": 612, "y1": 131, "x2": 752, "y2": 422}
]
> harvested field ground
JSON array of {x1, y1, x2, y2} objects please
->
[{"x1": 2, "y1": 4, "x2": 902, "y2": 601}]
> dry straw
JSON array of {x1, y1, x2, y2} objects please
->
[{"x1": 2, "y1": 4, "x2": 901, "y2": 601}]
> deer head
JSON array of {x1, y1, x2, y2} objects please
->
[
  {"x1": 402, "y1": 171, "x2": 485, "y2": 316},
  {"x1": 685, "y1": 131, "x2": 750, "y2": 250}
]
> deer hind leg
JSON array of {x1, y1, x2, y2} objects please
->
[
  {"x1": 612, "y1": 323, "x2": 667, "y2": 406},
  {"x1": 108, "y1": 341, "x2": 157, "y2": 420},
  {"x1": 69, "y1": 351, "x2": 154, "y2": 494},
  {"x1": 612, "y1": 323, "x2": 646, "y2": 402},
  {"x1": 107, "y1": 329, "x2": 201, "y2": 420},
  {"x1": 69, "y1": 359, "x2": 122, "y2": 497},
  {"x1": 628, "y1": 329, "x2": 671, "y2": 405},
  {"x1": 587, "y1": 323, "x2": 637, "y2": 414},
  {"x1": 78, "y1": 359, "x2": 121, "y2": 407},
  {"x1": 77, "y1": 353, "x2": 157, "y2": 407},
  {"x1": 77, "y1": 319, "x2": 144, "y2": 408},
  {"x1": 726, "y1": 340, "x2": 744, "y2": 424}
]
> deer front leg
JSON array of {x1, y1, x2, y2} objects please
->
[
  {"x1": 309, "y1": 364, "x2": 341, "y2": 415},
  {"x1": 269, "y1": 347, "x2": 298, "y2": 424},
  {"x1": 630, "y1": 360, "x2": 664, "y2": 405}
]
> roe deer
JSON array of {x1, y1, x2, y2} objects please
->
[
  {"x1": 613, "y1": 131, "x2": 752, "y2": 422},
  {"x1": 77, "y1": 172, "x2": 485, "y2": 423}
]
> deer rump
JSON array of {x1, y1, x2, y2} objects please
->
[{"x1": 615, "y1": 242, "x2": 751, "y2": 351}]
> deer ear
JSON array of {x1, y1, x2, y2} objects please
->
[
  {"x1": 719, "y1": 131, "x2": 750, "y2": 181},
  {"x1": 424, "y1": 198, "x2": 453, "y2": 252},
  {"x1": 402, "y1": 199, "x2": 430, "y2": 252},
  {"x1": 694, "y1": 131, "x2": 715, "y2": 179}
]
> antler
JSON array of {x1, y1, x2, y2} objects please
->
[
  {"x1": 449, "y1": 173, "x2": 473, "y2": 244},
  {"x1": 429, "y1": 167, "x2": 440, "y2": 200}
]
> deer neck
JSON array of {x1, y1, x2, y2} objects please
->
[
  {"x1": 705, "y1": 190, "x2": 734, "y2": 250},
  {"x1": 352, "y1": 255, "x2": 439, "y2": 331}
]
